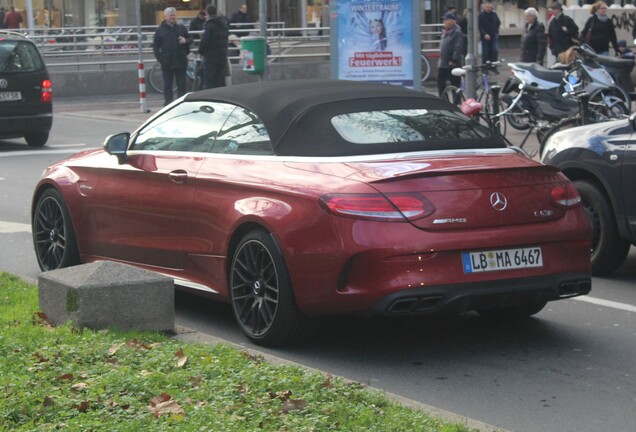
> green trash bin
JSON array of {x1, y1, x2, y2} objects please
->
[{"x1": 240, "y1": 36, "x2": 266, "y2": 75}]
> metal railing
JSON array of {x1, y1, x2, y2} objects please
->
[{"x1": 16, "y1": 24, "x2": 442, "y2": 71}]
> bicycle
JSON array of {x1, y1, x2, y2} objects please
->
[
  {"x1": 148, "y1": 55, "x2": 202, "y2": 94},
  {"x1": 442, "y1": 61, "x2": 508, "y2": 137},
  {"x1": 420, "y1": 51, "x2": 438, "y2": 85}
]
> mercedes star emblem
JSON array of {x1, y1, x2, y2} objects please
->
[
  {"x1": 0, "y1": 79, "x2": 8, "y2": 89},
  {"x1": 490, "y1": 192, "x2": 508, "y2": 211}
]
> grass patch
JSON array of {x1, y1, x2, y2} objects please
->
[{"x1": 0, "y1": 272, "x2": 477, "y2": 431}]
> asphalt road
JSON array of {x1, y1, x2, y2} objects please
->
[{"x1": 1, "y1": 97, "x2": 635, "y2": 432}]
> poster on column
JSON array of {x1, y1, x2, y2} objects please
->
[{"x1": 337, "y1": 0, "x2": 414, "y2": 87}]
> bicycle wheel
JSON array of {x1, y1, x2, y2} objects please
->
[
  {"x1": 483, "y1": 90, "x2": 508, "y2": 138},
  {"x1": 500, "y1": 93, "x2": 531, "y2": 130},
  {"x1": 441, "y1": 85, "x2": 464, "y2": 106},
  {"x1": 539, "y1": 117, "x2": 582, "y2": 156},
  {"x1": 421, "y1": 54, "x2": 430, "y2": 84},
  {"x1": 148, "y1": 63, "x2": 165, "y2": 94}
]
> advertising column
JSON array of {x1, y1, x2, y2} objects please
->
[{"x1": 330, "y1": 0, "x2": 420, "y2": 89}]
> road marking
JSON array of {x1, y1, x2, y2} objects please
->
[
  {"x1": 48, "y1": 143, "x2": 88, "y2": 148},
  {"x1": 574, "y1": 296, "x2": 636, "y2": 313},
  {"x1": 0, "y1": 147, "x2": 92, "y2": 158},
  {"x1": 0, "y1": 221, "x2": 31, "y2": 234}
]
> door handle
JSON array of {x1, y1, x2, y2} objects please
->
[{"x1": 168, "y1": 170, "x2": 188, "y2": 184}]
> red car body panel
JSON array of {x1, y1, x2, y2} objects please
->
[{"x1": 36, "y1": 148, "x2": 591, "y2": 316}]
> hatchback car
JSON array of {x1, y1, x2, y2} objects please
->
[
  {"x1": 542, "y1": 114, "x2": 636, "y2": 276},
  {"x1": 32, "y1": 80, "x2": 591, "y2": 346},
  {"x1": 0, "y1": 30, "x2": 52, "y2": 147}
]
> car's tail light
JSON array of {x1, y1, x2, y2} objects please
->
[
  {"x1": 319, "y1": 193, "x2": 435, "y2": 222},
  {"x1": 551, "y1": 182, "x2": 581, "y2": 208},
  {"x1": 41, "y1": 79, "x2": 52, "y2": 103}
]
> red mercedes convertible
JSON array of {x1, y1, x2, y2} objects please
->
[{"x1": 32, "y1": 80, "x2": 591, "y2": 346}]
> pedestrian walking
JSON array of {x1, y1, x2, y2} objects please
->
[
  {"x1": 520, "y1": 7, "x2": 547, "y2": 66},
  {"x1": 153, "y1": 7, "x2": 192, "y2": 106},
  {"x1": 3, "y1": 6, "x2": 23, "y2": 29},
  {"x1": 199, "y1": 5, "x2": 229, "y2": 89},
  {"x1": 0, "y1": 7, "x2": 7, "y2": 29},
  {"x1": 437, "y1": 12, "x2": 463, "y2": 97},
  {"x1": 478, "y1": 1, "x2": 501, "y2": 68},
  {"x1": 580, "y1": 1, "x2": 618, "y2": 56},
  {"x1": 548, "y1": 2, "x2": 579, "y2": 61}
]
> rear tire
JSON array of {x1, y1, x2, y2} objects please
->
[
  {"x1": 25, "y1": 132, "x2": 49, "y2": 147},
  {"x1": 574, "y1": 180, "x2": 631, "y2": 276},
  {"x1": 589, "y1": 88, "x2": 630, "y2": 118},
  {"x1": 229, "y1": 229, "x2": 320, "y2": 346}
]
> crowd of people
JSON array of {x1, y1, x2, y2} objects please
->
[
  {"x1": 435, "y1": 1, "x2": 635, "y2": 96},
  {"x1": 152, "y1": 3, "x2": 254, "y2": 105},
  {"x1": 149, "y1": 1, "x2": 634, "y2": 101}
]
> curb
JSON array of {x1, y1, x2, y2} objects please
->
[{"x1": 173, "y1": 325, "x2": 509, "y2": 432}]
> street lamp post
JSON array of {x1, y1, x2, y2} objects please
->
[{"x1": 465, "y1": 0, "x2": 478, "y2": 99}]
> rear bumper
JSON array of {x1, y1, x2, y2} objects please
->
[
  {"x1": 0, "y1": 112, "x2": 52, "y2": 138},
  {"x1": 370, "y1": 272, "x2": 591, "y2": 316}
]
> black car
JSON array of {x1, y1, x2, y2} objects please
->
[
  {"x1": 0, "y1": 30, "x2": 52, "y2": 147},
  {"x1": 541, "y1": 115, "x2": 636, "y2": 276}
]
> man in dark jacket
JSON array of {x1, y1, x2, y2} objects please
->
[
  {"x1": 478, "y1": 1, "x2": 501, "y2": 66},
  {"x1": 229, "y1": 4, "x2": 252, "y2": 34},
  {"x1": 520, "y1": 7, "x2": 547, "y2": 65},
  {"x1": 189, "y1": 10, "x2": 206, "y2": 40},
  {"x1": 547, "y1": 2, "x2": 579, "y2": 61},
  {"x1": 437, "y1": 12, "x2": 463, "y2": 97},
  {"x1": 153, "y1": 7, "x2": 192, "y2": 106},
  {"x1": 199, "y1": 5, "x2": 229, "y2": 89}
]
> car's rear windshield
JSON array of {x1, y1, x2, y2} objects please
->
[
  {"x1": 331, "y1": 109, "x2": 491, "y2": 143},
  {"x1": 276, "y1": 98, "x2": 505, "y2": 157},
  {"x1": 0, "y1": 40, "x2": 45, "y2": 73}
]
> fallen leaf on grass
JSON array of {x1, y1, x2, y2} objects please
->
[
  {"x1": 73, "y1": 401, "x2": 90, "y2": 412},
  {"x1": 57, "y1": 373, "x2": 74, "y2": 381},
  {"x1": 175, "y1": 348, "x2": 187, "y2": 368},
  {"x1": 269, "y1": 390, "x2": 293, "y2": 401},
  {"x1": 71, "y1": 383, "x2": 88, "y2": 391},
  {"x1": 149, "y1": 393, "x2": 185, "y2": 418},
  {"x1": 33, "y1": 311, "x2": 53, "y2": 328},
  {"x1": 281, "y1": 399, "x2": 307, "y2": 413},
  {"x1": 108, "y1": 343, "x2": 122, "y2": 356},
  {"x1": 33, "y1": 352, "x2": 48, "y2": 363}
]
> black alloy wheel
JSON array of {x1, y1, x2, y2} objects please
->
[
  {"x1": 230, "y1": 230, "x2": 319, "y2": 346},
  {"x1": 33, "y1": 189, "x2": 80, "y2": 271}
]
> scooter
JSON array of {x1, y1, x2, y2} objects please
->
[
  {"x1": 576, "y1": 43, "x2": 635, "y2": 101},
  {"x1": 501, "y1": 49, "x2": 629, "y2": 131}
]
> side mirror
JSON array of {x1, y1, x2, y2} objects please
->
[{"x1": 104, "y1": 132, "x2": 130, "y2": 164}]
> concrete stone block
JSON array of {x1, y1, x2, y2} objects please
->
[{"x1": 38, "y1": 261, "x2": 174, "y2": 332}]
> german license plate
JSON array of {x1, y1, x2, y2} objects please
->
[
  {"x1": 0, "y1": 91, "x2": 21, "y2": 102},
  {"x1": 462, "y1": 247, "x2": 543, "y2": 273}
]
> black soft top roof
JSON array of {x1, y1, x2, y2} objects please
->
[{"x1": 183, "y1": 79, "x2": 495, "y2": 156}]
